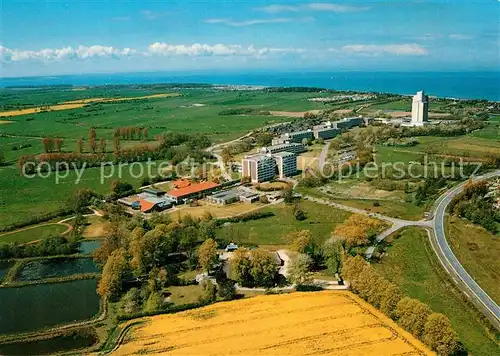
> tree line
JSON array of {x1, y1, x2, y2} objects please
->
[{"x1": 342, "y1": 256, "x2": 461, "y2": 355}]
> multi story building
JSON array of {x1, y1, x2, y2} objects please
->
[
  {"x1": 411, "y1": 90, "x2": 429, "y2": 126},
  {"x1": 313, "y1": 122, "x2": 341, "y2": 139},
  {"x1": 260, "y1": 142, "x2": 306, "y2": 155},
  {"x1": 272, "y1": 152, "x2": 297, "y2": 179},
  {"x1": 281, "y1": 129, "x2": 314, "y2": 143},
  {"x1": 336, "y1": 116, "x2": 364, "y2": 130},
  {"x1": 242, "y1": 154, "x2": 276, "y2": 183}
]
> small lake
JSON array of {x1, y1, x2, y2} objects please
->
[
  {"x1": 0, "y1": 260, "x2": 13, "y2": 281},
  {"x1": 79, "y1": 240, "x2": 103, "y2": 254},
  {"x1": 16, "y1": 258, "x2": 99, "y2": 282},
  {"x1": 0, "y1": 327, "x2": 98, "y2": 355},
  {"x1": 0, "y1": 279, "x2": 100, "y2": 335}
]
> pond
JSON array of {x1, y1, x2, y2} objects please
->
[
  {"x1": 0, "y1": 279, "x2": 100, "y2": 335},
  {"x1": 79, "y1": 240, "x2": 103, "y2": 254},
  {"x1": 0, "y1": 260, "x2": 13, "y2": 281},
  {"x1": 16, "y1": 258, "x2": 99, "y2": 282},
  {"x1": 0, "y1": 327, "x2": 98, "y2": 355}
]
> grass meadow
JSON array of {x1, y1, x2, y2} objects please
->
[
  {"x1": 374, "y1": 227, "x2": 500, "y2": 355},
  {"x1": 0, "y1": 223, "x2": 69, "y2": 244},
  {"x1": 218, "y1": 200, "x2": 352, "y2": 246}
]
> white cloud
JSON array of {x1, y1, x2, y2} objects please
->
[
  {"x1": 254, "y1": 5, "x2": 299, "y2": 13},
  {"x1": 147, "y1": 43, "x2": 304, "y2": 57},
  {"x1": 307, "y1": 3, "x2": 369, "y2": 12},
  {"x1": 449, "y1": 34, "x2": 473, "y2": 40},
  {"x1": 0, "y1": 45, "x2": 135, "y2": 62},
  {"x1": 141, "y1": 10, "x2": 168, "y2": 20},
  {"x1": 204, "y1": 17, "x2": 295, "y2": 27},
  {"x1": 255, "y1": 3, "x2": 369, "y2": 13},
  {"x1": 340, "y1": 44, "x2": 428, "y2": 56}
]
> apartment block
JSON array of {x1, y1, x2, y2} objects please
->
[
  {"x1": 242, "y1": 154, "x2": 277, "y2": 183},
  {"x1": 260, "y1": 142, "x2": 306, "y2": 155},
  {"x1": 273, "y1": 152, "x2": 297, "y2": 179}
]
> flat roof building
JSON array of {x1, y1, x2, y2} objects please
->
[
  {"x1": 260, "y1": 142, "x2": 306, "y2": 155},
  {"x1": 273, "y1": 152, "x2": 297, "y2": 179},
  {"x1": 336, "y1": 116, "x2": 364, "y2": 130},
  {"x1": 242, "y1": 154, "x2": 276, "y2": 183},
  {"x1": 207, "y1": 190, "x2": 240, "y2": 205},
  {"x1": 282, "y1": 129, "x2": 314, "y2": 143}
]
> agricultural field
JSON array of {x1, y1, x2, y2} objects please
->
[
  {"x1": 0, "y1": 223, "x2": 69, "y2": 244},
  {"x1": 170, "y1": 201, "x2": 265, "y2": 220},
  {"x1": 374, "y1": 227, "x2": 500, "y2": 355},
  {"x1": 445, "y1": 216, "x2": 500, "y2": 304},
  {"x1": 219, "y1": 200, "x2": 352, "y2": 245},
  {"x1": 112, "y1": 292, "x2": 432, "y2": 356}
]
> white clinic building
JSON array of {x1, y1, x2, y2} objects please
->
[{"x1": 411, "y1": 90, "x2": 429, "y2": 126}]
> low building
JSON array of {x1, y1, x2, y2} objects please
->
[
  {"x1": 242, "y1": 154, "x2": 276, "y2": 183},
  {"x1": 237, "y1": 189, "x2": 260, "y2": 203},
  {"x1": 141, "y1": 187, "x2": 166, "y2": 196},
  {"x1": 273, "y1": 151, "x2": 297, "y2": 179},
  {"x1": 118, "y1": 192, "x2": 174, "y2": 213},
  {"x1": 207, "y1": 190, "x2": 240, "y2": 205},
  {"x1": 166, "y1": 181, "x2": 221, "y2": 204},
  {"x1": 260, "y1": 142, "x2": 306, "y2": 155}
]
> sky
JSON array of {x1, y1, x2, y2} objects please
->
[{"x1": 0, "y1": 0, "x2": 499, "y2": 77}]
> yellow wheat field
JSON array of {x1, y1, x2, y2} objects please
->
[
  {"x1": 112, "y1": 291, "x2": 433, "y2": 356},
  {"x1": 0, "y1": 93, "x2": 180, "y2": 117}
]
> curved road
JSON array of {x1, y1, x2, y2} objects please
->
[{"x1": 430, "y1": 170, "x2": 500, "y2": 330}]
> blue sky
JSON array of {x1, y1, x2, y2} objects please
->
[{"x1": 1, "y1": 0, "x2": 498, "y2": 77}]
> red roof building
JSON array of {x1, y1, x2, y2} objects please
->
[{"x1": 166, "y1": 181, "x2": 221, "y2": 203}]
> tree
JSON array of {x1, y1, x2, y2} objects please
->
[
  {"x1": 54, "y1": 138, "x2": 64, "y2": 152},
  {"x1": 41, "y1": 137, "x2": 54, "y2": 153},
  {"x1": 89, "y1": 128, "x2": 97, "y2": 153},
  {"x1": 284, "y1": 230, "x2": 313, "y2": 254},
  {"x1": 0, "y1": 151, "x2": 4, "y2": 166},
  {"x1": 121, "y1": 287, "x2": 142, "y2": 314},
  {"x1": 288, "y1": 254, "x2": 313, "y2": 285},
  {"x1": 322, "y1": 239, "x2": 346, "y2": 276},
  {"x1": 111, "y1": 179, "x2": 133, "y2": 195},
  {"x1": 259, "y1": 195, "x2": 269, "y2": 204},
  {"x1": 232, "y1": 248, "x2": 253, "y2": 286},
  {"x1": 281, "y1": 187, "x2": 294, "y2": 204},
  {"x1": 199, "y1": 280, "x2": 217, "y2": 303},
  {"x1": 143, "y1": 127, "x2": 149, "y2": 140},
  {"x1": 113, "y1": 135, "x2": 120, "y2": 158},
  {"x1": 249, "y1": 249, "x2": 278, "y2": 287},
  {"x1": 396, "y1": 297, "x2": 432, "y2": 339},
  {"x1": 97, "y1": 248, "x2": 129, "y2": 301},
  {"x1": 221, "y1": 147, "x2": 233, "y2": 165},
  {"x1": 333, "y1": 214, "x2": 382, "y2": 246},
  {"x1": 99, "y1": 138, "x2": 106, "y2": 153},
  {"x1": 198, "y1": 238, "x2": 218, "y2": 273},
  {"x1": 341, "y1": 255, "x2": 368, "y2": 287},
  {"x1": 76, "y1": 137, "x2": 84, "y2": 154},
  {"x1": 379, "y1": 282, "x2": 402, "y2": 319},
  {"x1": 69, "y1": 188, "x2": 96, "y2": 213},
  {"x1": 217, "y1": 279, "x2": 236, "y2": 300},
  {"x1": 423, "y1": 313, "x2": 460, "y2": 355}
]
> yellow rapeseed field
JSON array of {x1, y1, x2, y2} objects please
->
[
  {"x1": 112, "y1": 291, "x2": 433, "y2": 356},
  {"x1": 0, "y1": 93, "x2": 180, "y2": 117}
]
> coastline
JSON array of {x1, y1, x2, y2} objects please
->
[{"x1": 1, "y1": 71, "x2": 499, "y2": 101}]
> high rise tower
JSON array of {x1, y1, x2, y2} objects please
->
[{"x1": 411, "y1": 91, "x2": 429, "y2": 126}]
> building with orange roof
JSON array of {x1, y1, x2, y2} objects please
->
[{"x1": 166, "y1": 181, "x2": 221, "y2": 203}]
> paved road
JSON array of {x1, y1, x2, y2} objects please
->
[
  {"x1": 430, "y1": 170, "x2": 500, "y2": 330},
  {"x1": 304, "y1": 195, "x2": 431, "y2": 255}
]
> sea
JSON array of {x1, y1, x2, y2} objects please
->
[{"x1": 1, "y1": 71, "x2": 499, "y2": 101}]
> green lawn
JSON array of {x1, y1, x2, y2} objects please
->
[
  {"x1": 374, "y1": 227, "x2": 500, "y2": 355},
  {"x1": 446, "y1": 216, "x2": 500, "y2": 305},
  {"x1": 297, "y1": 187, "x2": 425, "y2": 220},
  {"x1": 219, "y1": 200, "x2": 352, "y2": 245},
  {"x1": 167, "y1": 285, "x2": 204, "y2": 305},
  {"x1": 0, "y1": 223, "x2": 68, "y2": 244}
]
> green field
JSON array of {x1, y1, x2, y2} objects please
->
[
  {"x1": 218, "y1": 200, "x2": 352, "y2": 246},
  {"x1": 0, "y1": 223, "x2": 68, "y2": 244},
  {"x1": 446, "y1": 216, "x2": 500, "y2": 304},
  {"x1": 374, "y1": 227, "x2": 500, "y2": 355}
]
